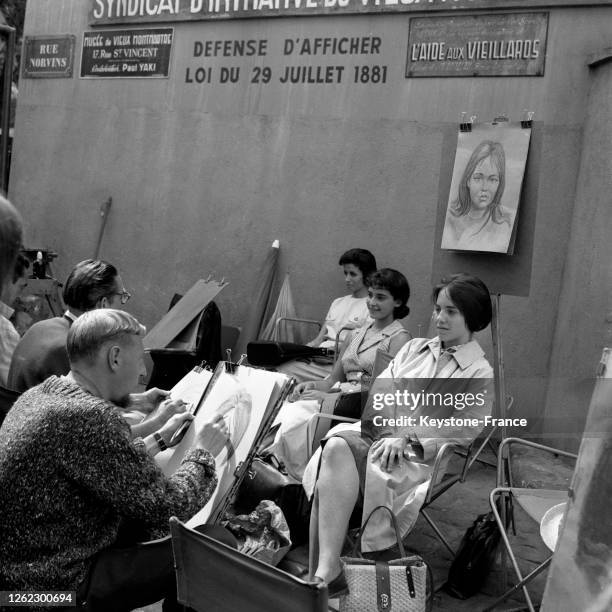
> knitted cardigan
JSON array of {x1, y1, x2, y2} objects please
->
[{"x1": 0, "y1": 376, "x2": 218, "y2": 591}]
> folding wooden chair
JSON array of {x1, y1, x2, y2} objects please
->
[
  {"x1": 169, "y1": 517, "x2": 328, "y2": 612},
  {"x1": 483, "y1": 437, "x2": 577, "y2": 612}
]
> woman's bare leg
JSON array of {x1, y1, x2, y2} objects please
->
[{"x1": 310, "y1": 437, "x2": 360, "y2": 582}]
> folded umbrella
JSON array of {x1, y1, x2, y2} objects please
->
[{"x1": 233, "y1": 240, "x2": 280, "y2": 358}]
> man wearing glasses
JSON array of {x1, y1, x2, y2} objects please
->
[{"x1": 8, "y1": 259, "x2": 132, "y2": 393}]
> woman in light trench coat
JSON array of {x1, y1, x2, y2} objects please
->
[{"x1": 304, "y1": 273, "x2": 494, "y2": 598}]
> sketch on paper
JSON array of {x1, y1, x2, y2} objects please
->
[
  {"x1": 441, "y1": 122, "x2": 531, "y2": 254},
  {"x1": 156, "y1": 365, "x2": 287, "y2": 524}
]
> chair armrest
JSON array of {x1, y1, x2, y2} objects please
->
[
  {"x1": 496, "y1": 437, "x2": 578, "y2": 486},
  {"x1": 274, "y1": 317, "x2": 321, "y2": 342},
  {"x1": 306, "y1": 412, "x2": 359, "y2": 455},
  {"x1": 309, "y1": 413, "x2": 359, "y2": 425},
  {"x1": 424, "y1": 442, "x2": 461, "y2": 504},
  {"x1": 275, "y1": 317, "x2": 321, "y2": 330},
  {"x1": 334, "y1": 325, "x2": 357, "y2": 362}
]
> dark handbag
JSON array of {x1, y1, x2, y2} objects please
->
[
  {"x1": 444, "y1": 496, "x2": 513, "y2": 599},
  {"x1": 235, "y1": 454, "x2": 311, "y2": 546},
  {"x1": 247, "y1": 341, "x2": 333, "y2": 366},
  {"x1": 340, "y1": 505, "x2": 433, "y2": 612}
]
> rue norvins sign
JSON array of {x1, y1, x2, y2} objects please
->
[
  {"x1": 89, "y1": 0, "x2": 608, "y2": 24},
  {"x1": 23, "y1": 35, "x2": 76, "y2": 78}
]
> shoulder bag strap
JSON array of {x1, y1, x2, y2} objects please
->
[{"x1": 352, "y1": 504, "x2": 406, "y2": 558}]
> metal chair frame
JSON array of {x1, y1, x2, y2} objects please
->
[
  {"x1": 304, "y1": 354, "x2": 504, "y2": 559},
  {"x1": 307, "y1": 412, "x2": 480, "y2": 556},
  {"x1": 483, "y1": 437, "x2": 578, "y2": 612},
  {"x1": 419, "y1": 440, "x2": 480, "y2": 556},
  {"x1": 274, "y1": 316, "x2": 321, "y2": 344},
  {"x1": 274, "y1": 318, "x2": 355, "y2": 363}
]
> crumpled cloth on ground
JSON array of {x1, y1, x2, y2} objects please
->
[{"x1": 222, "y1": 499, "x2": 291, "y2": 566}]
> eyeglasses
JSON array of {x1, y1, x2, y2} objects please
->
[{"x1": 113, "y1": 290, "x2": 132, "y2": 305}]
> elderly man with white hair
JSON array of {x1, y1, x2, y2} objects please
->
[{"x1": 0, "y1": 308, "x2": 230, "y2": 611}]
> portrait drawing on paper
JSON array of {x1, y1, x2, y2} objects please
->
[{"x1": 441, "y1": 123, "x2": 531, "y2": 254}]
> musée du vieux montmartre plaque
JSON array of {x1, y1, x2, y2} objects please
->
[
  {"x1": 406, "y1": 13, "x2": 549, "y2": 77},
  {"x1": 80, "y1": 28, "x2": 174, "y2": 77}
]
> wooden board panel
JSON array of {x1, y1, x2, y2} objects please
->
[
  {"x1": 88, "y1": 0, "x2": 612, "y2": 24},
  {"x1": 431, "y1": 122, "x2": 540, "y2": 296},
  {"x1": 143, "y1": 279, "x2": 228, "y2": 350}
]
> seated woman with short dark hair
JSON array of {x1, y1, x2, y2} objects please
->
[
  {"x1": 269, "y1": 269, "x2": 412, "y2": 481},
  {"x1": 278, "y1": 248, "x2": 377, "y2": 382},
  {"x1": 306, "y1": 273, "x2": 494, "y2": 598}
]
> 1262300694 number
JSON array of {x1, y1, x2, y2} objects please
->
[
  {"x1": 353, "y1": 65, "x2": 388, "y2": 83},
  {"x1": 0, "y1": 591, "x2": 77, "y2": 607}
]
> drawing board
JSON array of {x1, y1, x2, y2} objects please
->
[{"x1": 155, "y1": 364, "x2": 290, "y2": 524}]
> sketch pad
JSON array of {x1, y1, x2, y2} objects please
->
[
  {"x1": 169, "y1": 366, "x2": 214, "y2": 409},
  {"x1": 155, "y1": 363, "x2": 291, "y2": 525}
]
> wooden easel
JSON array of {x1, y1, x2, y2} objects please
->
[
  {"x1": 491, "y1": 293, "x2": 509, "y2": 452},
  {"x1": 461, "y1": 292, "x2": 510, "y2": 472},
  {"x1": 431, "y1": 115, "x2": 537, "y2": 468}
]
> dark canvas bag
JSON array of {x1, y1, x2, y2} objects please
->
[
  {"x1": 444, "y1": 496, "x2": 514, "y2": 599},
  {"x1": 247, "y1": 341, "x2": 333, "y2": 366}
]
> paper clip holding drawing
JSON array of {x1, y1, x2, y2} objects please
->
[
  {"x1": 460, "y1": 112, "x2": 477, "y2": 132},
  {"x1": 225, "y1": 362, "x2": 237, "y2": 374},
  {"x1": 521, "y1": 109, "x2": 535, "y2": 129},
  {"x1": 459, "y1": 112, "x2": 471, "y2": 132}
]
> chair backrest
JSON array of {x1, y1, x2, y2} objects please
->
[
  {"x1": 169, "y1": 517, "x2": 328, "y2": 612},
  {"x1": 0, "y1": 385, "x2": 20, "y2": 427},
  {"x1": 371, "y1": 348, "x2": 394, "y2": 379},
  {"x1": 274, "y1": 317, "x2": 321, "y2": 345}
]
